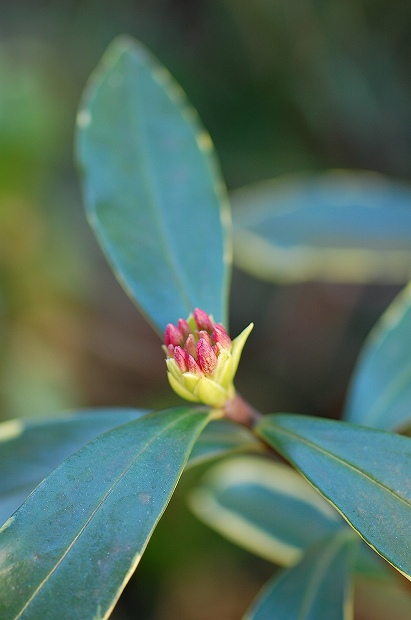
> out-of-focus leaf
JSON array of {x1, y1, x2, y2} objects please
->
[
  {"x1": 189, "y1": 455, "x2": 384, "y2": 578},
  {"x1": 188, "y1": 421, "x2": 262, "y2": 468},
  {"x1": 344, "y1": 283, "x2": 411, "y2": 431},
  {"x1": 76, "y1": 36, "x2": 231, "y2": 334},
  {"x1": 189, "y1": 456, "x2": 343, "y2": 565},
  {"x1": 232, "y1": 171, "x2": 411, "y2": 284},
  {"x1": 243, "y1": 531, "x2": 357, "y2": 620},
  {"x1": 0, "y1": 407, "x2": 211, "y2": 620},
  {"x1": 256, "y1": 414, "x2": 411, "y2": 581},
  {"x1": 0, "y1": 409, "x2": 148, "y2": 524},
  {"x1": 354, "y1": 542, "x2": 390, "y2": 580}
]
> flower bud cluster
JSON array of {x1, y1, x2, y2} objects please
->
[{"x1": 163, "y1": 308, "x2": 253, "y2": 407}]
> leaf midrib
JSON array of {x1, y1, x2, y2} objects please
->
[
  {"x1": 13, "y1": 409, "x2": 198, "y2": 619},
  {"x1": 261, "y1": 421, "x2": 411, "y2": 510}
]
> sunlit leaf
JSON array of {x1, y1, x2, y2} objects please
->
[
  {"x1": 76, "y1": 36, "x2": 231, "y2": 333},
  {"x1": 232, "y1": 171, "x2": 411, "y2": 284},
  {"x1": 344, "y1": 283, "x2": 411, "y2": 431},
  {"x1": 0, "y1": 409, "x2": 147, "y2": 524},
  {"x1": 243, "y1": 531, "x2": 357, "y2": 620},
  {"x1": 0, "y1": 407, "x2": 211, "y2": 620},
  {"x1": 256, "y1": 414, "x2": 411, "y2": 581}
]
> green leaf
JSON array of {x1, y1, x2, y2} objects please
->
[
  {"x1": 0, "y1": 409, "x2": 147, "y2": 524},
  {"x1": 354, "y1": 541, "x2": 390, "y2": 580},
  {"x1": 76, "y1": 36, "x2": 231, "y2": 333},
  {"x1": 243, "y1": 531, "x2": 357, "y2": 620},
  {"x1": 232, "y1": 171, "x2": 411, "y2": 284},
  {"x1": 256, "y1": 414, "x2": 411, "y2": 581},
  {"x1": 344, "y1": 283, "x2": 411, "y2": 431},
  {"x1": 0, "y1": 406, "x2": 210, "y2": 620},
  {"x1": 187, "y1": 421, "x2": 262, "y2": 468},
  {"x1": 189, "y1": 456, "x2": 343, "y2": 566},
  {"x1": 0, "y1": 413, "x2": 258, "y2": 526}
]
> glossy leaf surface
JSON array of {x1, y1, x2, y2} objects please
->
[
  {"x1": 189, "y1": 456, "x2": 343, "y2": 565},
  {"x1": 0, "y1": 407, "x2": 210, "y2": 620},
  {"x1": 243, "y1": 531, "x2": 357, "y2": 620},
  {"x1": 188, "y1": 421, "x2": 261, "y2": 468},
  {"x1": 232, "y1": 171, "x2": 411, "y2": 284},
  {"x1": 344, "y1": 283, "x2": 411, "y2": 430},
  {"x1": 0, "y1": 412, "x2": 258, "y2": 525},
  {"x1": 0, "y1": 409, "x2": 147, "y2": 525},
  {"x1": 76, "y1": 37, "x2": 231, "y2": 333},
  {"x1": 256, "y1": 414, "x2": 411, "y2": 580}
]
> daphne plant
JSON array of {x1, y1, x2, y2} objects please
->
[{"x1": 1, "y1": 35, "x2": 411, "y2": 620}]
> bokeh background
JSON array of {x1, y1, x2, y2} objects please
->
[{"x1": 1, "y1": 1, "x2": 411, "y2": 618}]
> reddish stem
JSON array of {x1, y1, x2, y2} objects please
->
[{"x1": 222, "y1": 393, "x2": 262, "y2": 429}]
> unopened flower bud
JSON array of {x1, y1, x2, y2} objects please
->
[
  {"x1": 184, "y1": 333, "x2": 197, "y2": 357},
  {"x1": 188, "y1": 354, "x2": 203, "y2": 375},
  {"x1": 212, "y1": 324, "x2": 232, "y2": 350},
  {"x1": 164, "y1": 323, "x2": 184, "y2": 347},
  {"x1": 163, "y1": 308, "x2": 253, "y2": 408},
  {"x1": 194, "y1": 308, "x2": 213, "y2": 332},
  {"x1": 174, "y1": 346, "x2": 188, "y2": 373},
  {"x1": 197, "y1": 338, "x2": 218, "y2": 375},
  {"x1": 178, "y1": 319, "x2": 191, "y2": 339},
  {"x1": 197, "y1": 330, "x2": 213, "y2": 346}
]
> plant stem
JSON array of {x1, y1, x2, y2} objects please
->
[{"x1": 222, "y1": 393, "x2": 262, "y2": 429}]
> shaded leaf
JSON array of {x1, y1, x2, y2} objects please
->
[
  {"x1": 76, "y1": 36, "x2": 231, "y2": 333},
  {"x1": 243, "y1": 531, "x2": 357, "y2": 620},
  {"x1": 0, "y1": 407, "x2": 211, "y2": 620},
  {"x1": 344, "y1": 283, "x2": 411, "y2": 431},
  {"x1": 232, "y1": 171, "x2": 411, "y2": 284},
  {"x1": 256, "y1": 414, "x2": 411, "y2": 580}
]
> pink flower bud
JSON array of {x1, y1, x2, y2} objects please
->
[
  {"x1": 178, "y1": 319, "x2": 191, "y2": 339},
  {"x1": 174, "y1": 346, "x2": 188, "y2": 372},
  {"x1": 213, "y1": 324, "x2": 232, "y2": 350},
  {"x1": 213, "y1": 343, "x2": 222, "y2": 357},
  {"x1": 188, "y1": 354, "x2": 203, "y2": 375},
  {"x1": 196, "y1": 338, "x2": 218, "y2": 375},
  {"x1": 194, "y1": 308, "x2": 213, "y2": 332},
  {"x1": 164, "y1": 308, "x2": 253, "y2": 407},
  {"x1": 164, "y1": 323, "x2": 184, "y2": 347},
  {"x1": 197, "y1": 330, "x2": 213, "y2": 346},
  {"x1": 184, "y1": 334, "x2": 197, "y2": 357}
]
